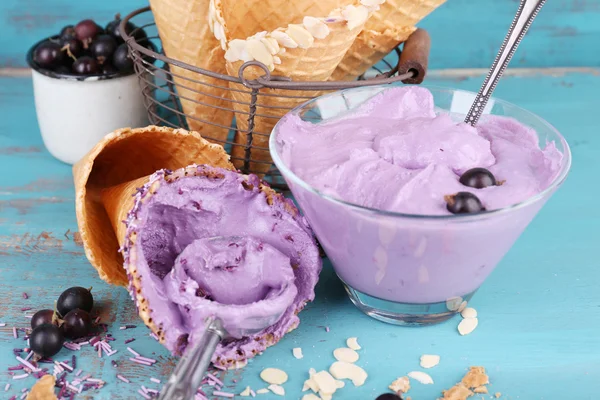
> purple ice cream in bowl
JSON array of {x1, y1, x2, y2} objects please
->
[{"x1": 270, "y1": 85, "x2": 571, "y2": 325}]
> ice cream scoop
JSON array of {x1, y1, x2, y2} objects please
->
[{"x1": 158, "y1": 234, "x2": 292, "y2": 400}]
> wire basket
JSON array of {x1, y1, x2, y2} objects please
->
[{"x1": 121, "y1": 7, "x2": 431, "y2": 190}]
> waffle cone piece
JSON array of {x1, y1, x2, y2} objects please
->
[
  {"x1": 149, "y1": 0, "x2": 234, "y2": 144},
  {"x1": 73, "y1": 125, "x2": 233, "y2": 286},
  {"x1": 331, "y1": 0, "x2": 445, "y2": 80},
  {"x1": 211, "y1": 0, "x2": 373, "y2": 174}
]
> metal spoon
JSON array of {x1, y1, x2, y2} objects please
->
[
  {"x1": 464, "y1": 0, "x2": 546, "y2": 126},
  {"x1": 158, "y1": 311, "x2": 285, "y2": 400},
  {"x1": 158, "y1": 236, "x2": 287, "y2": 400}
]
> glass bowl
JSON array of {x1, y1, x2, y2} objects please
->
[{"x1": 270, "y1": 85, "x2": 571, "y2": 326}]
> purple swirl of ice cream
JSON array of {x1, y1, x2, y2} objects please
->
[
  {"x1": 277, "y1": 86, "x2": 563, "y2": 215},
  {"x1": 121, "y1": 165, "x2": 321, "y2": 367}
]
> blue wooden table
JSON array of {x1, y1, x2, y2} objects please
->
[
  {"x1": 1, "y1": 68, "x2": 599, "y2": 399},
  {"x1": 1, "y1": 0, "x2": 600, "y2": 399}
]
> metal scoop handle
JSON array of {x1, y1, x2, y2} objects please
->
[
  {"x1": 465, "y1": 0, "x2": 546, "y2": 126},
  {"x1": 158, "y1": 318, "x2": 226, "y2": 400}
]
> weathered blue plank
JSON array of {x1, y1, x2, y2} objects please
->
[
  {"x1": 1, "y1": 70, "x2": 599, "y2": 399},
  {"x1": 0, "y1": 0, "x2": 599, "y2": 69}
]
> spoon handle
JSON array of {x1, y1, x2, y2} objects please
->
[
  {"x1": 465, "y1": 0, "x2": 546, "y2": 126},
  {"x1": 158, "y1": 318, "x2": 226, "y2": 400}
]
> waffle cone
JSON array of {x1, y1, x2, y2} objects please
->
[
  {"x1": 73, "y1": 126, "x2": 233, "y2": 286},
  {"x1": 149, "y1": 0, "x2": 234, "y2": 144},
  {"x1": 217, "y1": 0, "x2": 353, "y2": 41},
  {"x1": 332, "y1": 0, "x2": 445, "y2": 80},
  {"x1": 225, "y1": 16, "x2": 367, "y2": 175},
  {"x1": 121, "y1": 166, "x2": 313, "y2": 366}
]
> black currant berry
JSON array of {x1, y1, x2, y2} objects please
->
[
  {"x1": 62, "y1": 309, "x2": 92, "y2": 339},
  {"x1": 459, "y1": 168, "x2": 497, "y2": 189},
  {"x1": 445, "y1": 192, "x2": 485, "y2": 214},
  {"x1": 30, "y1": 324, "x2": 64, "y2": 358},
  {"x1": 31, "y1": 309, "x2": 54, "y2": 329},
  {"x1": 57, "y1": 286, "x2": 94, "y2": 316}
]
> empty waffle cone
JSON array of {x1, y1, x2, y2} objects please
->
[
  {"x1": 73, "y1": 125, "x2": 233, "y2": 286},
  {"x1": 217, "y1": 1, "x2": 372, "y2": 175},
  {"x1": 332, "y1": 0, "x2": 445, "y2": 80},
  {"x1": 149, "y1": 0, "x2": 234, "y2": 144}
]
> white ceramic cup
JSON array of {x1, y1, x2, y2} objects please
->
[{"x1": 29, "y1": 41, "x2": 150, "y2": 165}]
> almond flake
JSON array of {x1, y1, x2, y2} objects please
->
[
  {"x1": 458, "y1": 317, "x2": 478, "y2": 336},
  {"x1": 473, "y1": 386, "x2": 488, "y2": 394},
  {"x1": 329, "y1": 361, "x2": 368, "y2": 386},
  {"x1": 346, "y1": 337, "x2": 361, "y2": 350},
  {"x1": 420, "y1": 354, "x2": 440, "y2": 369},
  {"x1": 320, "y1": 392, "x2": 333, "y2": 400},
  {"x1": 309, "y1": 368, "x2": 316, "y2": 377},
  {"x1": 334, "y1": 347, "x2": 359, "y2": 363},
  {"x1": 246, "y1": 39, "x2": 274, "y2": 70},
  {"x1": 303, "y1": 378, "x2": 318, "y2": 393},
  {"x1": 341, "y1": 5, "x2": 370, "y2": 30},
  {"x1": 269, "y1": 31, "x2": 298, "y2": 48},
  {"x1": 260, "y1": 368, "x2": 288, "y2": 385},
  {"x1": 303, "y1": 16, "x2": 330, "y2": 39},
  {"x1": 389, "y1": 376, "x2": 410, "y2": 394},
  {"x1": 225, "y1": 39, "x2": 251, "y2": 62},
  {"x1": 446, "y1": 297, "x2": 463, "y2": 311},
  {"x1": 293, "y1": 347, "x2": 304, "y2": 359},
  {"x1": 27, "y1": 375, "x2": 56, "y2": 400},
  {"x1": 240, "y1": 386, "x2": 251, "y2": 397},
  {"x1": 256, "y1": 388, "x2": 269, "y2": 394},
  {"x1": 461, "y1": 307, "x2": 477, "y2": 319},
  {"x1": 313, "y1": 371, "x2": 338, "y2": 394},
  {"x1": 407, "y1": 371, "x2": 434, "y2": 385},
  {"x1": 302, "y1": 395, "x2": 321, "y2": 400},
  {"x1": 285, "y1": 25, "x2": 314, "y2": 48},
  {"x1": 268, "y1": 384, "x2": 285, "y2": 396},
  {"x1": 261, "y1": 37, "x2": 280, "y2": 54}
]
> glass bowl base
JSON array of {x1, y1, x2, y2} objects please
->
[{"x1": 343, "y1": 284, "x2": 477, "y2": 326}]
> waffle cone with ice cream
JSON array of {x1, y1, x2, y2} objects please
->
[
  {"x1": 331, "y1": 0, "x2": 445, "y2": 80},
  {"x1": 209, "y1": 0, "x2": 378, "y2": 175},
  {"x1": 73, "y1": 125, "x2": 233, "y2": 287},
  {"x1": 148, "y1": 0, "x2": 234, "y2": 144},
  {"x1": 73, "y1": 126, "x2": 321, "y2": 367}
]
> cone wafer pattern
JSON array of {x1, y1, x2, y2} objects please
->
[
  {"x1": 73, "y1": 126, "x2": 233, "y2": 286},
  {"x1": 218, "y1": 0, "x2": 353, "y2": 41},
  {"x1": 332, "y1": 0, "x2": 445, "y2": 80},
  {"x1": 213, "y1": 0, "x2": 375, "y2": 175},
  {"x1": 149, "y1": 0, "x2": 234, "y2": 144}
]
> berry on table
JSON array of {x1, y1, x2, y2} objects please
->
[
  {"x1": 62, "y1": 309, "x2": 92, "y2": 339},
  {"x1": 30, "y1": 324, "x2": 64, "y2": 358},
  {"x1": 57, "y1": 286, "x2": 94, "y2": 316},
  {"x1": 445, "y1": 192, "x2": 485, "y2": 214},
  {"x1": 375, "y1": 394, "x2": 403, "y2": 400},
  {"x1": 31, "y1": 309, "x2": 54, "y2": 329}
]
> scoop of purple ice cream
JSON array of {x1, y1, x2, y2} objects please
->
[{"x1": 121, "y1": 165, "x2": 321, "y2": 367}]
